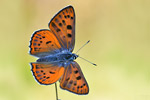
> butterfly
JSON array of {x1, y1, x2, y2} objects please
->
[{"x1": 29, "y1": 5, "x2": 89, "y2": 95}]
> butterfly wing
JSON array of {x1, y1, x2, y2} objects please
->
[
  {"x1": 29, "y1": 29, "x2": 62, "y2": 57},
  {"x1": 31, "y1": 62, "x2": 64, "y2": 85},
  {"x1": 60, "y1": 61, "x2": 89, "y2": 94},
  {"x1": 49, "y1": 6, "x2": 75, "y2": 52}
]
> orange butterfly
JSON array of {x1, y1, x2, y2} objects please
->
[{"x1": 29, "y1": 5, "x2": 92, "y2": 95}]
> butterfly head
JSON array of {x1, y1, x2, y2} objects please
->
[
  {"x1": 64, "y1": 53, "x2": 78, "y2": 61},
  {"x1": 72, "y1": 53, "x2": 78, "y2": 60}
]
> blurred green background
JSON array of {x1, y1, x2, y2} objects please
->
[{"x1": 0, "y1": 0, "x2": 150, "y2": 100}]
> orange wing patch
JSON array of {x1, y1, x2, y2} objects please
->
[
  {"x1": 60, "y1": 61, "x2": 89, "y2": 94},
  {"x1": 49, "y1": 6, "x2": 75, "y2": 51},
  {"x1": 29, "y1": 30, "x2": 62, "y2": 57},
  {"x1": 31, "y1": 63, "x2": 64, "y2": 85}
]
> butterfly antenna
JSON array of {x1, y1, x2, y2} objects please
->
[
  {"x1": 76, "y1": 40, "x2": 90, "y2": 54},
  {"x1": 78, "y1": 56, "x2": 97, "y2": 66},
  {"x1": 55, "y1": 83, "x2": 60, "y2": 100}
]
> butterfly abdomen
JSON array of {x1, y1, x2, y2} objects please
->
[{"x1": 37, "y1": 56, "x2": 58, "y2": 62}]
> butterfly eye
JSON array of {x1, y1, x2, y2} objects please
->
[{"x1": 73, "y1": 56, "x2": 76, "y2": 59}]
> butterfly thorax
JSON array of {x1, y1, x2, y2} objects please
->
[{"x1": 37, "y1": 51, "x2": 78, "y2": 63}]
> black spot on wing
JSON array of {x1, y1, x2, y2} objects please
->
[
  {"x1": 37, "y1": 74, "x2": 41, "y2": 77},
  {"x1": 55, "y1": 18, "x2": 58, "y2": 22},
  {"x1": 67, "y1": 25, "x2": 72, "y2": 30},
  {"x1": 52, "y1": 22, "x2": 57, "y2": 28},
  {"x1": 59, "y1": 15, "x2": 62, "y2": 18},
  {"x1": 46, "y1": 77, "x2": 50, "y2": 79},
  {"x1": 56, "y1": 28, "x2": 61, "y2": 32},
  {"x1": 66, "y1": 77, "x2": 70, "y2": 81},
  {"x1": 64, "y1": 15, "x2": 67, "y2": 18},
  {"x1": 76, "y1": 76, "x2": 81, "y2": 80},
  {"x1": 46, "y1": 41, "x2": 51, "y2": 44},
  {"x1": 69, "y1": 80, "x2": 73, "y2": 84},
  {"x1": 36, "y1": 71, "x2": 39, "y2": 73},
  {"x1": 74, "y1": 83, "x2": 77, "y2": 86},
  {"x1": 33, "y1": 43, "x2": 36, "y2": 46},
  {"x1": 36, "y1": 65, "x2": 39, "y2": 69},
  {"x1": 34, "y1": 39, "x2": 38, "y2": 42},
  {"x1": 49, "y1": 71, "x2": 55, "y2": 74},
  {"x1": 66, "y1": 9, "x2": 68, "y2": 13},
  {"x1": 83, "y1": 83, "x2": 86, "y2": 86},
  {"x1": 37, "y1": 34, "x2": 41, "y2": 36},
  {"x1": 59, "y1": 23, "x2": 62, "y2": 27},
  {"x1": 74, "y1": 70, "x2": 78, "y2": 74},
  {"x1": 62, "y1": 20, "x2": 66, "y2": 25},
  {"x1": 67, "y1": 34, "x2": 72, "y2": 37},
  {"x1": 67, "y1": 15, "x2": 70, "y2": 18},
  {"x1": 34, "y1": 47, "x2": 38, "y2": 51}
]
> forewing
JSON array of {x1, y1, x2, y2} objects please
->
[
  {"x1": 29, "y1": 29, "x2": 62, "y2": 57},
  {"x1": 31, "y1": 62, "x2": 64, "y2": 85},
  {"x1": 49, "y1": 6, "x2": 75, "y2": 52},
  {"x1": 60, "y1": 61, "x2": 89, "y2": 94}
]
